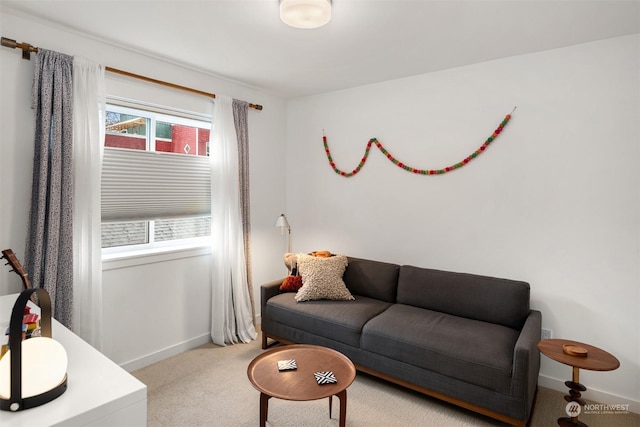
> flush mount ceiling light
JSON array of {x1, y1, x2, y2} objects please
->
[{"x1": 280, "y1": 0, "x2": 332, "y2": 29}]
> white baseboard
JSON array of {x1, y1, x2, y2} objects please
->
[
  {"x1": 119, "y1": 333, "x2": 212, "y2": 372},
  {"x1": 538, "y1": 374, "x2": 639, "y2": 414}
]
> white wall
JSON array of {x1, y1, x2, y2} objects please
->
[
  {"x1": 0, "y1": 10, "x2": 288, "y2": 368},
  {"x1": 286, "y1": 35, "x2": 639, "y2": 409}
]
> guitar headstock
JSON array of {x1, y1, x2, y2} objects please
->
[{"x1": 2, "y1": 248, "x2": 31, "y2": 290}]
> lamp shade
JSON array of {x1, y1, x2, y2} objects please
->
[
  {"x1": 274, "y1": 213, "x2": 290, "y2": 229},
  {"x1": 0, "y1": 288, "x2": 68, "y2": 411},
  {"x1": 0, "y1": 338, "x2": 67, "y2": 399},
  {"x1": 280, "y1": 0, "x2": 332, "y2": 29}
]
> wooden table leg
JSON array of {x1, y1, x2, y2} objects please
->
[
  {"x1": 259, "y1": 393, "x2": 270, "y2": 427},
  {"x1": 335, "y1": 389, "x2": 347, "y2": 427},
  {"x1": 328, "y1": 395, "x2": 333, "y2": 418}
]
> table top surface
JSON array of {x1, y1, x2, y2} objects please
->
[
  {"x1": 247, "y1": 344, "x2": 356, "y2": 401},
  {"x1": 537, "y1": 339, "x2": 620, "y2": 371}
]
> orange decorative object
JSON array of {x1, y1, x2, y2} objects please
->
[
  {"x1": 311, "y1": 251, "x2": 332, "y2": 258},
  {"x1": 280, "y1": 276, "x2": 303, "y2": 292}
]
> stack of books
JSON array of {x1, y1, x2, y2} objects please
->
[{"x1": 0, "y1": 306, "x2": 40, "y2": 358}]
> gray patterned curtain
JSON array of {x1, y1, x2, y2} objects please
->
[
  {"x1": 25, "y1": 49, "x2": 74, "y2": 328},
  {"x1": 232, "y1": 99, "x2": 255, "y2": 325}
]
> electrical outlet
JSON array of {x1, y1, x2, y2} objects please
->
[{"x1": 541, "y1": 328, "x2": 553, "y2": 340}]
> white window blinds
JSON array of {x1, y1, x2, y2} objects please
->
[{"x1": 101, "y1": 147, "x2": 211, "y2": 222}]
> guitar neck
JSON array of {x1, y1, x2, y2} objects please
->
[{"x1": 1, "y1": 248, "x2": 31, "y2": 290}]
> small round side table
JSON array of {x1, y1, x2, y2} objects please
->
[{"x1": 537, "y1": 339, "x2": 620, "y2": 427}]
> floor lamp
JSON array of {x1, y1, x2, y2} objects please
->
[{"x1": 274, "y1": 214, "x2": 291, "y2": 253}]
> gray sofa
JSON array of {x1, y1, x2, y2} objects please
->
[{"x1": 261, "y1": 257, "x2": 541, "y2": 426}]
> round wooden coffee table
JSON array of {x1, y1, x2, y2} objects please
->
[
  {"x1": 537, "y1": 339, "x2": 620, "y2": 427},
  {"x1": 247, "y1": 344, "x2": 356, "y2": 427}
]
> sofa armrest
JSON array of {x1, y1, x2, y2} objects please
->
[
  {"x1": 511, "y1": 309, "x2": 542, "y2": 421},
  {"x1": 260, "y1": 278, "x2": 285, "y2": 349},
  {"x1": 261, "y1": 278, "x2": 285, "y2": 313}
]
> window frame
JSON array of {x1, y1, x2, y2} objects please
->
[{"x1": 101, "y1": 100, "x2": 213, "y2": 261}]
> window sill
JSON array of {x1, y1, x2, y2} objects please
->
[{"x1": 102, "y1": 243, "x2": 211, "y2": 270}]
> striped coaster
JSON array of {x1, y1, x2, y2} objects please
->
[
  {"x1": 314, "y1": 371, "x2": 337, "y2": 385},
  {"x1": 277, "y1": 359, "x2": 297, "y2": 371}
]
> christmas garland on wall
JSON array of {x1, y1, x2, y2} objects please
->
[{"x1": 322, "y1": 107, "x2": 515, "y2": 177}]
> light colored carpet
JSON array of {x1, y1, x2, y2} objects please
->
[{"x1": 132, "y1": 334, "x2": 638, "y2": 427}]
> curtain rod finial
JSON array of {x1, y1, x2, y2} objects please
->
[
  {"x1": 1, "y1": 37, "x2": 16, "y2": 49},
  {"x1": 1, "y1": 36, "x2": 36, "y2": 60}
]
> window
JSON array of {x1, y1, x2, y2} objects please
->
[{"x1": 101, "y1": 103, "x2": 212, "y2": 255}]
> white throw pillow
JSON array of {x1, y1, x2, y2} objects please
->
[{"x1": 295, "y1": 254, "x2": 354, "y2": 302}]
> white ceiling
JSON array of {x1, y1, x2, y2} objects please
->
[{"x1": 2, "y1": 0, "x2": 639, "y2": 98}]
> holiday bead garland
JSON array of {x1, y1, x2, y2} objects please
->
[{"x1": 322, "y1": 108, "x2": 515, "y2": 177}]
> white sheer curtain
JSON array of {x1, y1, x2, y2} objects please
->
[
  {"x1": 210, "y1": 95, "x2": 257, "y2": 346},
  {"x1": 72, "y1": 57, "x2": 105, "y2": 350}
]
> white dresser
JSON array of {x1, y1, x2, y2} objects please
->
[{"x1": 0, "y1": 293, "x2": 147, "y2": 426}]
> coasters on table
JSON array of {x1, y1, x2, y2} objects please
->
[
  {"x1": 314, "y1": 371, "x2": 337, "y2": 385},
  {"x1": 277, "y1": 359, "x2": 297, "y2": 371}
]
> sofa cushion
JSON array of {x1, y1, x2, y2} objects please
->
[
  {"x1": 396, "y1": 265, "x2": 530, "y2": 329},
  {"x1": 343, "y1": 257, "x2": 400, "y2": 303},
  {"x1": 361, "y1": 304, "x2": 520, "y2": 394},
  {"x1": 295, "y1": 254, "x2": 354, "y2": 302},
  {"x1": 266, "y1": 292, "x2": 392, "y2": 347}
]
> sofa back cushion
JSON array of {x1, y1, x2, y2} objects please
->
[
  {"x1": 344, "y1": 257, "x2": 400, "y2": 303},
  {"x1": 396, "y1": 265, "x2": 530, "y2": 329}
]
